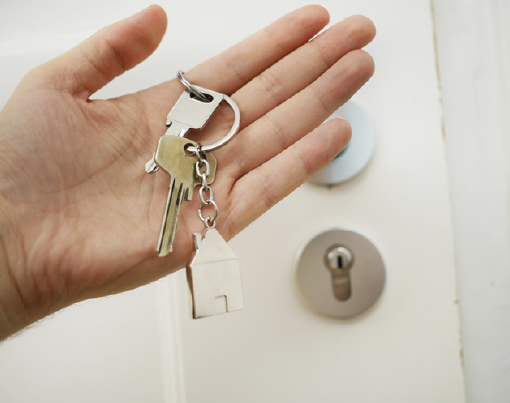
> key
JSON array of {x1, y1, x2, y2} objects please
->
[
  {"x1": 155, "y1": 135, "x2": 217, "y2": 256},
  {"x1": 165, "y1": 87, "x2": 224, "y2": 136},
  {"x1": 145, "y1": 87, "x2": 224, "y2": 173},
  {"x1": 187, "y1": 228, "x2": 244, "y2": 319}
]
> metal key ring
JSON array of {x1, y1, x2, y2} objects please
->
[
  {"x1": 177, "y1": 70, "x2": 208, "y2": 102},
  {"x1": 185, "y1": 85, "x2": 241, "y2": 154}
]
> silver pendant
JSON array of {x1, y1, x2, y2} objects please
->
[{"x1": 186, "y1": 228, "x2": 244, "y2": 319}]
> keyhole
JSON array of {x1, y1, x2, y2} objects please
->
[
  {"x1": 324, "y1": 245, "x2": 354, "y2": 301},
  {"x1": 325, "y1": 245, "x2": 353, "y2": 271}
]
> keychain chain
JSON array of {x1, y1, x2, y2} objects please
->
[{"x1": 195, "y1": 145, "x2": 219, "y2": 229}]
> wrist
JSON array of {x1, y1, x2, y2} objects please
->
[
  {"x1": 0, "y1": 236, "x2": 29, "y2": 341},
  {"x1": 0, "y1": 183, "x2": 31, "y2": 340},
  {"x1": 0, "y1": 113, "x2": 64, "y2": 341},
  {"x1": 0, "y1": 117, "x2": 32, "y2": 340}
]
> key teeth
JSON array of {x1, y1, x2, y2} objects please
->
[
  {"x1": 184, "y1": 187, "x2": 191, "y2": 201},
  {"x1": 193, "y1": 233, "x2": 202, "y2": 250},
  {"x1": 161, "y1": 220, "x2": 178, "y2": 256},
  {"x1": 158, "y1": 232, "x2": 176, "y2": 256},
  {"x1": 158, "y1": 248, "x2": 171, "y2": 257}
]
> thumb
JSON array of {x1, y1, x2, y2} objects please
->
[{"x1": 37, "y1": 5, "x2": 167, "y2": 99}]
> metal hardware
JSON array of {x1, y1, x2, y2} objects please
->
[
  {"x1": 145, "y1": 72, "x2": 243, "y2": 318},
  {"x1": 195, "y1": 146, "x2": 219, "y2": 229},
  {"x1": 153, "y1": 136, "x2": 212, "y2": 256},
  {"x1": 324, "y1": 245, "x2": 354, "y2": 300},
  {"x1": 177, "y1": 70, "x2": 209, "y2": 102},
  {"x1": 183, "y1": 89, "x2": 241, "y2": 153},
  {"x1": 187, "y1": 228, "x2": 244, "y2": 318},
  {"x1": 296, "y1": 229, "x2": 385, "y2": 318},
  {"x1": 164, "y1": 86, "x2": 224, "y2": 134},
  {"x1": 145, "y1": 78, "x2": 241, "y2": 173},
  {"x1": 325, "y1": 245, "x2": 353, "y2": 271},
  {"x1": 145, "y1": 85, "x2": 223, "y2": 174},
  {"x1": 146, "y1": 72, "x2": 240, "y2": 255},
  {"x1": 184, "y1": 111, "x2": 243, "y2": 320}
]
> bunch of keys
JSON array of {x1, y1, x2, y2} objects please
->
[{"x1": 146, "y1": 71, "x2": 243, "y2": 319}]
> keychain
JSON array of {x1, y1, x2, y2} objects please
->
[{"x1": 146, "y1": 71, "x2": 243, "y2": 318}]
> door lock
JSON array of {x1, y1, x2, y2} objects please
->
[{"x1": 296, "y1": 229, "x2": 385, "y2": 319}]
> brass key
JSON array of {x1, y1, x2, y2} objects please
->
[{"x1": 155, "y1": 136, "x2": 216, "y2": 256}]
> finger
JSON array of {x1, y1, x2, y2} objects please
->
[
  {"x1": 36, "y1": 5, "x2": 167, "y2": 99},
  {"x1": 233, "y1": 15, "x2": 375, "y2": 128},
  {"x1": 153, "y1": 15, "x2": 374, "y2": 156},
  {"x1": 224, "y1": 119, "x2": 351, "y2": 238},
  {"x1": 140, "y1": 5, "x2": 330, "y2": 118},
  {"x1": 221, "y1": 49, "x2": 374, "y2": 179}
]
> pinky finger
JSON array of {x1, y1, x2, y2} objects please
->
[{"x1": 224, "y1": 119, "x2": 352, "y2": 239}]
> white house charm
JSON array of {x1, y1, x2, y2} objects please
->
[{"x1": 186, "y1": 228, "x2": 244, "y2": 319}]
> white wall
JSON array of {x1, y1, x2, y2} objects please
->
[{"x1": 433, "y1": 1, "x2": 510, "y2": 402}]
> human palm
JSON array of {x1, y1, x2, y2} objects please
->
[{"x1": 0, "y1": 5, "x2": 375, "y2": 338}]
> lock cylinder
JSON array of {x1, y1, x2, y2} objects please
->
[
  {"x1": 324, "y1": 245, "x2": 354, "y2": 301},
  {"x1": 296, "y1": 229, "x2": 386, "y2": 319}
]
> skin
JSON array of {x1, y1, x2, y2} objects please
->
[{"x1": 0, "y1": 5, "x2": 375, "y2": 340}]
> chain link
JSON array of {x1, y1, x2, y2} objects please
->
[{"x1": 195, "y1": 146, "x2": 218, "y2": 229}]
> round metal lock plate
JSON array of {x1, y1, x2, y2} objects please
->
[{"x1": 296, "y1": 229, "x2": 385, "y2": 318}]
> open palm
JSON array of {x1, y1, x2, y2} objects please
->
[{"x1": 0, "y1": 5, "x2": 375, "y2": 338}]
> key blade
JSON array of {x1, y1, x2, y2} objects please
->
[
  {"x1": 154, "y1": 136, "x2": 200, "y2": 255},
  {"x1": 157, "y1": 178, "x2": 184, "y2": 256},
  {"x1": 166, "y1": 87, "x2": 224, "y2": 130}
]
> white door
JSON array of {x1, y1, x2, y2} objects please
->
[{"x1": 0, "y1": 1, "x2": 466, "y2": 402}]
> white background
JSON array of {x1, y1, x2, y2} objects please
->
[{"x1": 0, "y1": 0, "x2": 507, "y2": 402}]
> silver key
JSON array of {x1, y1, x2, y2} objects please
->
[
  {"x1": 146, "y1": 87, "x2": 224, "y2": 173},
  {"x1": 155, "y1": 135, "x2": 216, "y2": 256},
  {"x1": 187, "y1": 228, "x2": 244, "y2": 318},
  {"x1": 165, "y1": 87, "x2": 224, "y2": 135}
]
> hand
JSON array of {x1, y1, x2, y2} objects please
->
[{"x1": 0, "y1": 5, "x2": 375, "y2": 339}]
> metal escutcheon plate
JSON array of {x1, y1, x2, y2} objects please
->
[{"x1": 296, "y1": 229, "x2": 385, "y2": 319}]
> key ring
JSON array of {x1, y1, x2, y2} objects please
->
[
  {"x1": 175, "y1": 71, "x2": 241, "y2": 152},
  {"x1": 184, "y1": 85, "x2": 241, "y2": 154},
  {"x1": 177, "y1": 70, "x2": 209, "y2": 102}
]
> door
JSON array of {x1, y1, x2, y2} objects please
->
[{"x1": 0, "y1": 1, "x2": 465, "y2": 402}]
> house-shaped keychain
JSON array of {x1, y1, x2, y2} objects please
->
[{"x1": 186, "y1": 228, "x2": 244, "y2": 319}]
